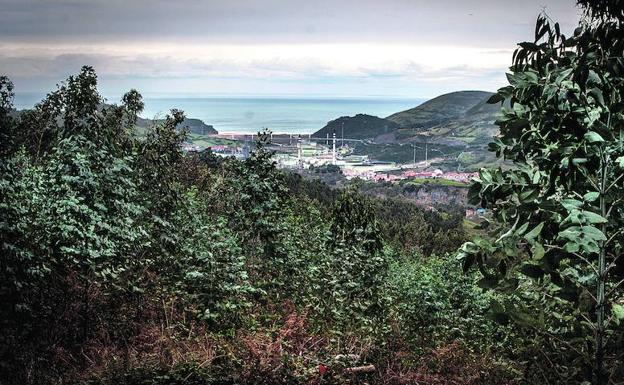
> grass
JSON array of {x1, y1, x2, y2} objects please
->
[
  {"x1": 463, "y1": 218, "x2": 484, "y2": 238},
  {"x1": 186, "y1": 134, "x2": 239, "y2": 149},
  {"x1": 406, "y1": 178, "x2": 468, "y2": 188},
  {"x1": 352, "y1": 142, "x2": 462, "y2": 164}
]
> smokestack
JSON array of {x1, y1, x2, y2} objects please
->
[
  {"x1": 297, "y1": 135, "x2": 302, "y2": 169},
  {"x1": 332, "y1": 130, "x2": 336, "y2": 165}
]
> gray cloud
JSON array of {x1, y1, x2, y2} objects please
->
[
  {"x1": 0, "y1": 50, "x2": 499, "y2": 81},
  {"x1": 1, "y1": 0, "x2": 581, "y2": 45},
  {"x1": 0, "y1": 0, "x2": 582, "y2": 97}
]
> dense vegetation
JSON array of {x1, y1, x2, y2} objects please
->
[
  {"x1": 0, "y1": 66, "x2": 550, "y2": 384},
  {"x1": 459, "y1": 1, "x2": 624, "y2": 384},
  {"x1": 0, "y1": 67, "x2": 512, "y2": 385}
]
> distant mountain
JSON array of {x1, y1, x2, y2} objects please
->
[
  {"x1": 312, "y1": 114, "x2": 399, "y2": 140},
  {"x1": 304, "y1": 91, "x2": 506, "y2": 169},
  {"x1": 11, "y1": 103, "x2": 218, "y2": 137},
  {"x1": 136, "y1": 117, "x2": 217, "y2": 135},
  {"x1": 386, "y1": 91, "x2": 506, "y2": 146},
  {"x1": 395, "y1": 108, "x2": 499, "y2": 147},
  {"x1": 464, "y1": 94, "x2": 507, "y2": 117},
  {"x1": 386, "y1": 91, "x2": 494, "y2": 130},
  {"x1": 324, "y1": 91, "x2": 507, "y2": 170},
  {"x1": 312, "y1": 91, "x2": 503, "y2": 148}
]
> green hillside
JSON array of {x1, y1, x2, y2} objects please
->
[
  {"x1": 386, "y1": 90, "x2": 494, "y2": 129},
  {"x1": 312, "y1": 114, "x2": 399, "y2": 140},
  {"x1": 384, "y1": 90, "x2": 504, "y2": 146},
  {"x1": 137, "y1": 116, "x2": 218, "y2": 135},
  {"x1": 308, "y1": 91, "x2": 505, "y2": 169}
]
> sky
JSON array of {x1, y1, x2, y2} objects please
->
[{"x1": 1, "y1": 0, "x2": 582, "y2": 99}]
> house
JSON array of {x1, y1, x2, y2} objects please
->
[{"x1": 443, "y1": 172, "x2": 478, "y2": 183}]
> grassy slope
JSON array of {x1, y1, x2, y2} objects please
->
[
  {"x1": 136, "y1": 117, "x2": 218, "y2": 135},
  {"x1": 393, "y1": 92, "x2": 506, "y2": 146},
  {"x1": 351, "y1": 142, "x2": 462, "y2": 164},
  {"x1": 384, "y1": 91, "x2": 506, "y2": 170},
  {"x1": 186, "y1": 134, "x2": 238, "y2": 149},
  {"x1": 406, "y1": 178, "x2": 468, "y2": 187},
  {"x1": 386, "y1": 91, "x2": 494, "y2": 129}
]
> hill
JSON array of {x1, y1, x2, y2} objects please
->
[
  {"x1": 312, "y1": 114, "x2": 399, "y2": 140},
  {"x1": 342, "y1": 91, "x2": 505, "y2": 170},
  {"x1": 388, "y1": 91, "x2": 505, "y2": 146},
  {"x1": 11, "y1": 104, "x2": 218, "y2": 137},
  {"x1": 391, "y1": 92, "x2": 508, "y2": 170},
  {"x1": 137, "y1": 116, "x2": 218, "y2": 135},
  {"x1": 386, "y1": 91, "x2": 494, "y2": 129}
]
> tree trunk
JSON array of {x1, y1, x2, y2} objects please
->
[{"x1": 596, "y1": 152, "x2": 607, "y2": 385}]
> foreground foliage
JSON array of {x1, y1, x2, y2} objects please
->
[
  {"x1": 4, "y1": 2, "x2": 624, "y2": 381},
  {"x1": 0, "y1": 67, "x2": 520, "y2": 385},
  {"x1": 459, "y1": 1, "x2": 624, "y2": 383}
]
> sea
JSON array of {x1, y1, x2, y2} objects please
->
[{"x1": 14, "y1": 94, "x2": 425, "y2": 135}]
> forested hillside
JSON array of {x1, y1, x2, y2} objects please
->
[
  {"x1": 0, "y1": 68, "x2": 515, "y2": 385},
  {"x1": 136, "y1": 116, "x2": 218, "y2": 135},
  {"x1": 0, "y1": 67, "x2": 563, "y2": 385}
]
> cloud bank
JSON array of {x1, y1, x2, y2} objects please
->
[{"x1": 0, "y1": 0, "x2": 581, "y2": 98}]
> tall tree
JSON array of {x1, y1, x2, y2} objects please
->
[
  {"x1": 458, "y1": 1, "x2": 624, "y2": 383},
  {"x1": 0, "y1": 76, "x2": 15, "y2": 158}
]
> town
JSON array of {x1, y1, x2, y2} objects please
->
[{"x1": 184, "y1": 131, "x2": 479, "y2": 185}]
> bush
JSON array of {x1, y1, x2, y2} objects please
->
[
  {"x1": 169, "y1": 189, "x2": 253, "y2": 329},
  {"x1": 386, "y1": 256, "x2": 513, "y2": 354}
]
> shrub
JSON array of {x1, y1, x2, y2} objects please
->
[{"x1": 385, "y1": 256, "x2": 513, "y2": 354}]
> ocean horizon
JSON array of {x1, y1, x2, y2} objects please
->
[{"x1": 14, "y1": 94, "x2": 425, "y2": 135}]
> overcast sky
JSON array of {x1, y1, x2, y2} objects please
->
[{"x1": 1, "y1": 0, "x2": 581, "y2": 99}]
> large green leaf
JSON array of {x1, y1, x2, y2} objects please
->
[
  {"x1": 613, "y1": 304, "x2": 624, "y2": 325},
  {"x1": 524, "y1": 222, "x2": 544, "y2": 241},
  {"x1": 584, "y1": 131, "x2": 604, "y2": 143},
  {"x1": 583, "y1": 192, "x2": 599, "y2": 202},
  {"x1": 561, "y1": 199, "x2": 583, "y2": 211}
]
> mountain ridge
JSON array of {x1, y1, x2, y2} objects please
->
[
  {"x1": 311, "y1": 90, "x2": 500, "y2": 145},
  {"x1": 309, "y1": 90, "x2": 504, "y2": 169},
  {"x1": 385, "y1": 90, "x2": 494, "y2": 130},
  {"x1": 136, "y1": 116, "x2": 218, "y2": 135},
  {"x1": 312, "y1": 114, "x2": 399, "y2": 140}
]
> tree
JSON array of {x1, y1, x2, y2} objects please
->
[
  {"x1": 320, "y1": 189, "x2": 388, "y2": 331},
  {"x1": 0, "y1": 76, "x2": 15, "y2": 158},
  {"x1": 0, "y1": 67, "x2": 154, "y2": 382},
  {"x1": 171, "y1": 188, "x2": 252, "y2": 328},
  {"x1": 458, "y1": 2, "x2": 624, "y2": 383}
]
